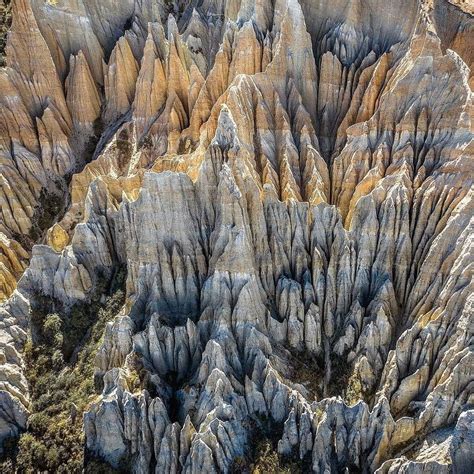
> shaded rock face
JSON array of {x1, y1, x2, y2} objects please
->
[{"x1": 0, "y1": 0, "x2": 473, "y2": 472}]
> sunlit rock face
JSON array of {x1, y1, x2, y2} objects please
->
[{"x1": 0, "y1": 0, "x2": 473, "y2": 472}]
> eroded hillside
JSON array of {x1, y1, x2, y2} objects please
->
[{"x1": 0, "y1": 0, "x2": 473, "y2": 472}]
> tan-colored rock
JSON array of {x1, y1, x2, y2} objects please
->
[
  {"x1": 66, "y1": 51, "x2": 101, "y2": 127},
  {"x1": 46, "y1": 224, "x2": 69, "y2": 253},
  {"x1": 104, "y1": 36, "x2": 139, "y2": 124}
]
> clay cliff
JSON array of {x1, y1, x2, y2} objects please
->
[{"x1": 0, "y1": 0, "x2": 473, "y2": 472}]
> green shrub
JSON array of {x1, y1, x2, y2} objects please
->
[
  {"x1": 43, "y1": 313, "x2": 63, "y2": 348},
  {"x1": 52, "y1": 349, "x2": 64, "y2": 370}
]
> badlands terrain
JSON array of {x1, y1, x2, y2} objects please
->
[{"x1": 0, "y1": 0, "x2": 473, "y2": 472}]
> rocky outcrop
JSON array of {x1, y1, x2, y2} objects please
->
[{"x1": 0, "y1": 0, "x2": 472, "y2": 472}]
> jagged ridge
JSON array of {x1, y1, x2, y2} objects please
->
[{"x1": 0, "y1": 0, "x2": 473, "y2": 472}]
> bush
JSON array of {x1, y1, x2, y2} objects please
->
[
  {"x1": 28, "y1": 412, "x2": 50, "y2": 434},
  {"x1": 251, "y1": 438, "x2": 282, "y2": 473},
  {"x1": 43, "y1": 313, "x2": 63, "y2": 348},
  {"x1": 52, "y1": 349, "x2": 64, "y2": 370}
]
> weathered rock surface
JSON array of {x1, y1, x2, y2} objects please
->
[{"x1": 0, "y1": 0, "x2": 472, "y2": 472}]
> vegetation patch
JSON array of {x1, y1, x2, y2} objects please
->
[
  {"x1": 28, "y1": 186, "x2": 65, "y2": 243},
  {"x1": 286, "y1": 348, "x2": 371, "y2": 406},
  {"x1": 231, "y1": 417, "x2": 312, "y2": 474},
  {"x1": 0, "y1": 0, "x2": 11, "y2": 67},
  {"x1": 329, "y1": 354, "x2": 373, "y2": 405},
  {"x1": 287, "y1": 349, "x2": 323, "y2": 400},
  {"x1": 0, "y1": 268, "x2": 126, "y2": 473},
  {"x1": 327, "y1": 353, "x2": 353, "y2": 398}
]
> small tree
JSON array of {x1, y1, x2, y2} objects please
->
[{"x1": 43, "y1": 313, "x2": 63, "y2": 349}]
